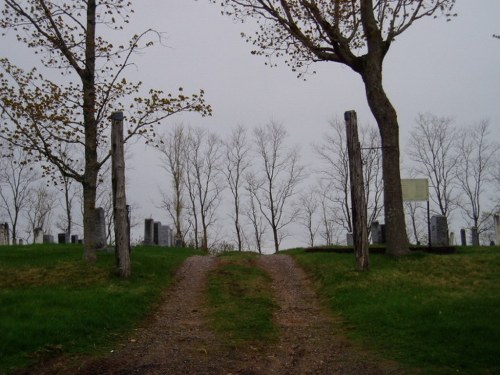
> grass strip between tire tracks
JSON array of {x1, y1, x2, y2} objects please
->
[{"x1": 206, "y1": 252, "x2": 278, "y2": 347}]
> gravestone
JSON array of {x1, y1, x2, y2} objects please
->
[
  {"x1": 95, "y1": 207, "x2": 106, "y2": 249},
  {"x1": 460, "y1": 228, "x2": 467, "y2": 246},
  {"x1": 34, "y1": 228, "x2": 44, "y2": 244},
  {"x1": 370, "y1": 221, "x2": 379, "y2": 244},
  {"x1": 430, "y1": 215, "x2": 449, "y2": 247},
  {"x1": 158, "y1": 225, "x2": 169, "y2": 246},
  {"x1": 58, "y1": 233, "x2": 69, "y2": 244},
  {"x1": 167, "y1": 225, "x2": 173, "y2": 247},
  {"x1": 471, "y1": 227, "x2": 479, "y2": 246},
  {"x1": 449, "y1": 232, "x2": 455, "y2": 246},
  {"x1": 346, "y1": 232, "x2": 353, "y2": 246},
  {"x1": 43, "y1": 234, "x2": 54, "y2": 244},
  {"x1": 144, "y1": 219, "x2": 154, "y2": 245},
  {"x1": 18, "y1": 239, "x2": 24, "y2": 245},
  {"x1": 153, "y1": 221, "x2": 161, "y2": 245},
  {"x1": 378, "y1": 224, "x2": 386, "y2": 244},
  {"x1": 494, "y1": 215, "x2": 500, "y2": 246},
  {"x1": 0, "y1": 223, "x2": 9, "y2": 245},
  {"x1": 71, "y1": 235, "x2": 79, "y2": 244}
]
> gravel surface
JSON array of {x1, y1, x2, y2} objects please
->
[{"x1": 18, "y1": 254, "x2": 404, "y2": 374}]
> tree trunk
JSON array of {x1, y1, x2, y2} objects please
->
[
  {"x1": 111, "y1": 112, "x2": 131, "y2": 278},
  {"x1": 361, "y1": 63, "x2": 409, "y2": 256},
  {"x1": 82, "y1": 0, "x2": 98, "y2": 262}
]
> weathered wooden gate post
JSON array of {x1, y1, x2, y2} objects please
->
[
  {"x1": 345, "y1": 110, "x2": 370, "y2": 271},
  {"x1": 111, "y1": 111, "x2": 131, "y2": 278}
]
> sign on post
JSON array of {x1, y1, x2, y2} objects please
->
[{"x1": 401, "y1": 179, "x2": 429, "y2": 201}]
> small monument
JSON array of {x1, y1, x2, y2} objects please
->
[
  {"x1": 346, "y1": 232, "x2": 354, "y2": 246},
  {"x1": 34, "y1": 228, "x2": 44, "y2": 244},
  {"x1": 471, "y1": 227, "x2": 479, "y2": 246},
  {"x1": 430, "y1": 215, "x2": 449, "y2": 247},
  {"x1": 460, "y1": 228, "x2": 467, "y2": 246},
  {"x1": 0, "y1": 223, "x2": 9, "y2": 245},
  {"x1": 58, "y1": 233, "x2": 69, "y2": 244},
  {"x1": 144, "y1": 219, "x2": 154, "y2": 245},
  {"x1": 43, "y1": 234, "x2": 55, "y2": 244}
]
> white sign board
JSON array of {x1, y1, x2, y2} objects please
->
[{"x1": 401, "y1": 179, "x2": 429, "y2": 201}]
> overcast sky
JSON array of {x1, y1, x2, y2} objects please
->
[
  {"x1": 2, "y1": 1, "x2": 499, "y2": 248},
  {"x1": 121, "y1": 0, "x2": 500, "y2": 246}
]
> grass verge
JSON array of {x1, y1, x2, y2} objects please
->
[
  {"x1": 0, "y1": 244, "x2": 201, "y2": 374},
  {"x1": 288, "y1": 246, "x2": 500, "y2": 375},
  {"x1": 206, "y1": 252, "x2": 278, "y2": 347}
]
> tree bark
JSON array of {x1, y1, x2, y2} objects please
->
[
  {"x1": 360, "y1": 63, "x2": 409, "y2": 256},
  {"x1": 82, "y1": 0, "x2": 98, "y2": 262}
]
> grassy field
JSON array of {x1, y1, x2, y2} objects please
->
[
  {"x1": 0, "y1": 244, "x2": 201, "y2": 374},
  {"x1": 206, "y1": 252, "x2": 278, "y2": 347},
  {"x1": 288, "y1": 246, "x2": 500, "y2": 374}
]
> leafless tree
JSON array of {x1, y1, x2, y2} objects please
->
[
  {"x1": 244, "y1": 172, "x2": 266, "y2": 253},
  {"x1": 155, "y1": 124, "x2": 189, "y2": 245},
  {"x1": 297, "y1": 188, "x2": 320, "y2": 247},
  {"x1": 317, "y1": 181, "x2": 336, "y2": 246},
  {"x1": 25, "y1": 182, "x2": 57, "y2": 242},
  {"x1": 315, "y1": 118, "x2": 383, "y2": 240},
  {"x1": 0, "y1": 1, "x2": 211, "y2": 261},
  {"x1": 252, "y1": 122, "x2": 305, "y2": 253},
  {"x1": 223, "y1": 125, "x2": 252, "y2": 251},
  {"x1": 0, "y1": 147, "x2": 40, "y2": 244},
  {"x1": 407, "y1": 113, "x2": 458, "y2": 220},
  {"x1": 455, "y1": 120, "x2": 498, "y2": 239},
  {"x1": 214, "y1": 0, "x2": 457, "y2": 256},
  {"x1": 184, "y1": 127, "x2": 224, "y2": 251}
]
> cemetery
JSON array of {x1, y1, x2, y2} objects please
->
[{"x1": 0, "y1": 1, "x2": 499, "y2": 374}]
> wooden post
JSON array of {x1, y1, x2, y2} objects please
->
[
  {"x1": 345, "y1": 111, "x2": 370, "y2": 271},
  {"x1": 111, "y1": 111, "x2": 131, "y2": 278}
]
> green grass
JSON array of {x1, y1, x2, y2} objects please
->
[
  {"x1": 207, "y1": 252, "x2": 278, "y2": 347},
  {"x1": 288, "y1": 246, "x2": 500, "y2": 374},
  {"x1": 0, "y1": 244, "x2": 201, "y2": 374}
]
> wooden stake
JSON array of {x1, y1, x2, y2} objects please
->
[
  {"x1": 345, "y1": 110, "x2": 370, "y2": 271},
  {"x1": 111, "y1": 111, "x2": 131, "y2": 278}
]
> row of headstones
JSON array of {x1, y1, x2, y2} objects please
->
[
  {"x1": 0, "y1": 208, "x2": 108, "y2": 247},
  {"x1": 144, "y1": 219, "x2": 174, "y2": 247},
  {"x1": 347, "y1": 214, "x2": 500, "y2": 246}
]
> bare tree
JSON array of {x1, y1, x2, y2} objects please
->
[
  {"x1": 25, "y1": 182, "x2": 57, "y2": 242},
  {"x1": 317, "y1": 181, "x2": 336, "y2": 246},
  {"x1": 223, "y1": 125, "x2": 252, "y2": 251},
  {"x1": 315, "y1": 119, "x2": 351, "y2": 233},
  {"x1": 214, "y1": 0, "x2": 457, "y2": 256},
  {"x1": 244, "y1": 173, "x2": 266, "y2": 253},
  {"x1": 407, "y1": 113, "x2": 458, "y2": 220},
  {"x1": 0, "y1": 147, "x2": 40, "y2": 244},
  {"x1": 298, "y1": 189, "x2": 320, "y2": 247},
  {"x1": 155, "y1": 124, "x2": 189, "y2": 245},
  {"x1": 315, "y1": 118, "x2": 383, "y2": 239},
  {"x1": 185, "y1": 127, "x2": 224, "y2": 251},
  {"x1": 0, "y1": 1, "x2": 211, "y2": 261},
  {"x1": 252, "y1": 122, "x2": 304, "y2": 253},
  {"x1": 455, "y1": 120, "x2": 498, "y2": 239}
]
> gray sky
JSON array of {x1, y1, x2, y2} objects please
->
[
  {"x1": 1, "y1": 1, "x2": 499, "y2": 248},
  {"x1": 124, "y1": 0, "x2": 499, "y2": 246}
]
